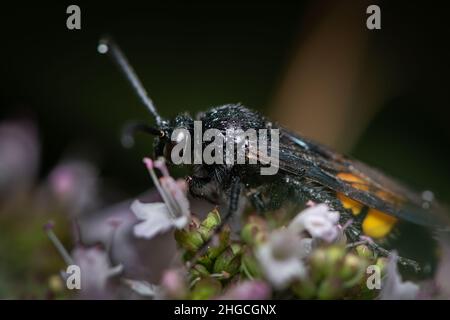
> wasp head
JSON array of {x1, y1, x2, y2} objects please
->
[{"x1": 153, "y1": 113, "x2": 194, "y2": 162}]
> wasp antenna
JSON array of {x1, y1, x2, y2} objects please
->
[
  {"x1": 121, "y1": 121, "x2": 163, "y2": 148},
  {"x1": 98, "y1": 37, "x2": 163, "y2": 125}
]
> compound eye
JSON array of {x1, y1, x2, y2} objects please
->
[
  {"x1": 164, "y1": 140, "x2": 188, "y2": 162},
  {"x1": 164, "y1": 130, "x2": 190, "y2": 162}
]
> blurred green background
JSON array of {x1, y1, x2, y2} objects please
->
[{"x1": 0, "y1": 1, "x2": 304, "y2": 196}]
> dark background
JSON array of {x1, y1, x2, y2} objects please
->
[{"x1": 1, "y1": 0, "x2": 449, "y2": 201}]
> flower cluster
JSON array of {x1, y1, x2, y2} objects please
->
[
  {"x1": 33, "y1": 154, "x2": 450, "y2": 299},
  {"x1": 123, "y1": 159, "x2": 450, "y2": 300}
]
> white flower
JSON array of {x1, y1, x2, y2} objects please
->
[
  {"x1": 256, "y1": 229, "x2": 308, "y2": 289},
  {"x1": 131, "y1": 157, "x2": 190, "y2": 239},
  {"x1": 71, "y1": 245, "x2": 123, "y2": 298},
  {"x1": 255, "y1": 204, "x2": 339, "y2": 289},
  {"x1": 380, "y1": 252, "x2": 419, "y2": 300},
  {"x1": 132, "y1": 201, "x2": 188, "y2": 239},
  {"x1": 45, "y1": 221, "x2": 122, "y2": 298},
  {"x1": 289, "y1": 203, "x2": 340, "y2": 243}
]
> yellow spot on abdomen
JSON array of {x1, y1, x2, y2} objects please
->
[
  {"x1": 362, "y1": 209, "x2": 398, "y2": 239},
  {"x1": 337, "y1": 193, "x2": 364, "y2": 215},
  {"x1": 336, "y1": 173, "x2": 368, "y2": 216}
]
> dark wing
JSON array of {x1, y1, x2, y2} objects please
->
[{"x1": 256, "y1": 126, "x2": 450, "y2": 228}]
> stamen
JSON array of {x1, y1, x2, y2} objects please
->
[
  {"x1": 153, "y1": 157, "x2": 184, "y2": 216},
  {"x1": 107, "y1": 264, "x2": 124, "y2": 277},
  {"x1": 154, "y1": 157, "x2": 169, "y2": 177},
  {"x1": 153, "y1": 157, "x2": 188, "y2": 216},
  {"x1": 106, "y1": 217, "x2": 123, "y2": 255},
  {"x1": 142, "y1": 158, "x2": 177, "y2": 218},
  {"x1": 44, "y1": 221, "x2": 74, "y2": 266},
  {"x1": 340, "y1": 218, "x2": 353, "y2": 231},
  {"x1": 160, "y1": 177, "x2": 184, "y2": 217},
  {"x1": 346, "y1": 235, "x2": 374, "y2": 248}
]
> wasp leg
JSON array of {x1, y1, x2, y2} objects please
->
[
  {"x1": 369, "y1": 241, "x2": 421, "y2": 272},
  {"x1": 247, "y1": 189, "x2": 266, "y2": 213},
  {"x1": 345, "y1": 224, "x2": 421, "y2": 272},
  {"x1": 300, "y1": 185, "x2": 422, "y2": 271},
  {"x1": 294, "y1": 185, "x2": 421, "y2": 270},
  {"x1": 188, "y1": 176, "x2": 242, "y2": 266}
]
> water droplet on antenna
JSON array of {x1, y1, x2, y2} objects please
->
[{"x1": 97, "y1": 43, "x2": 109, "y2": 54}]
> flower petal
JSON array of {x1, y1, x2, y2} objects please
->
[
  {"x1": 380, "y1": 252, "x2": 420, "y2": 300},
  {"x1": 256, "y1": 230, "x2": 307, "y2": 289},
  {"x1": 160, "y1": 176, "x2": 190, "y2": 218},
  {"x1": 123, "y1": 279, "x2": 160, "y2": 297},
  {"x1": 257, "y1": 243, "x2": 306, "y2": 289},
  {"x1": 173, "y1": 216, "x2": 188, "y2": 229},
  {"x1": 289, "y1": 203, "x2": 340, "y2": 242},
  {"x1": 130, "y1": 200, "x2": 169, "y2": 220},
  {"x1": 71, "y1": 245, "x2": 119, "y2": 298},
  {"x1": 133, "y1": 209, "x2": 175, "y2": 239}
]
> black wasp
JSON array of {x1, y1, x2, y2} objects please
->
[{"x1": 98, "y1": 38, "x2": 449, "y2": 271}]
